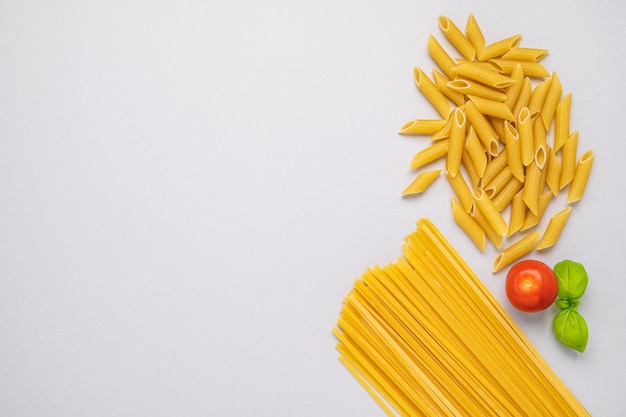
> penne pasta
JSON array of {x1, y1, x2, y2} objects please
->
[
  {"x1": 546, "y1": 147, "x2": 561, "y2": 196},
  {"x1": 414, "y1": 67, "x2": 451, "y2": 118},
  {"x1": 554, "y1": 93, "x2": 572, "y2": 151},
  {"x1": 464, "y1": 100, "x2": 500, "y2": 156},
  {"x1": 402, "y1": 169, "x2": 442, "y2": 195},
  {"x1": 447, "y1": 79, "x2": 507, "y2": 101},
  {"x1": 410, "y1": 139, "x2": 450, "y2": 169},
  {"x1": 541, "y1": 72, "x2": 562, "y2": 131},
  {"x1": 399, "y1": 119, "x2": 448, "y2": 135},
  {"x1": 503, "y1": 121, "x2": 524, "y2": 181},
  {"x1": 469, "y1": 95, "x2": 515, "y2": 121},
  {"x1": 512, "y1": 77, "x2": 532, "y2": 118},
  {"x1": 492, "y1": 176, "x2": 523, "y2": 212},
  {"x1": 452, "y1": 62, "x2": 516, "y2": 88},
  {"x1": 522, "y1": 160, "x2": 542, "y2": 215},
  {"x1": 446, "y1": 108, "x2": 467, "y2": 177},
  {"x1": 465, "y1": 13, "x2": 485, "y2": 57},
  {"x1": 489, "y1": 59, "x2": 550, "y2": 78},
  {"x1": 479, "y1": 35, "x2": 522, "y2": 61},
  {"x1": 521, "y1": 191, "x2": 552, "y2": 231},
  {"x1": 427, "y1": 35, "x2": 457, "y2": 80},
  {"x1": 503, "y1": 63, "x2": 524, "y2": 110},
  {"x1": 431, "y1": 115, "x2": 453, "y2": 141},
  {"x1": 452, "y1": 197, "x2": 486, "y2": 251},
  {"x1": 482, "y1": 148, "x2": 508, "y2": 186},
  {"x1": 484, "y1": 165, "x2": 513, "y2": 198},
  {"x1": 537, "y1": 206, "x2": 572, "y2": 250},
  {"x1": 508, "y1": 189, "x2": 526, "y2": 237},
  {"x1": 461, "y1": 149, "x2": 481, "y2": 188},
  {"x1": 517, "y1": 107, "x2": 535, "y2": 166},
  {"x1": 446, "y1": 168, "x2": 474, "y2": 212},
  {"x1": 465, "y1": 126, "x2": 487, "y2": 177},
  {"x1": 528, "y1": 78, "x2": 552, "y2": 116},
  {"x1": 438, "y1": 15, "x2": 476, "y2": 61},
  {"x1": 473, "y1": 188, "x2": 508, "y2": 236},
  {"x1": 559, "y1": 130, "x2": 578, "y2": 189},
  {"x1": 470, "y1": 202, "x2": 504, "y2": 249},
  {"x1": 492, "y1": 230, "x2": 540, "y2": 273},
  {"x1": 567, "y1": 150, "x2": 594, "y2": 203},
  {"x1": 433, "y1": 69, "x2": 465, "y2": 107},
  {"x1": 533, "y1": 117, "x2": 547, "y2": 149},
  {"x1": 501, "y1": 47, "x2": 549, "y2": 62}
]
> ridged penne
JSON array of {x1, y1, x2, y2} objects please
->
[
  {"x1": 469, "y1": 95, "x2": 515, "y2": 121},
  {"x1": 470, "y1": 202, "x2": 503, "y2": 249},
  {"x1": 451, "y1": 197, "x2": 485, "y2": 251},
  {"x1": 490, "y1": 59, "x2": 550, "y2": 78},
  {"x1": 473, "y1": 188, "x2": 508, "y2": 236},
  {"x1": 427, "y1": 35, "x2": 457, "y2": 80},
  {"x1": 521, "y1": 191, "x2": 552, "y2": 231},
  {"x1": 438, "y1": 15, "x2": 475, "y2": 61},
  {"x1": 492, "y1": 176, "x2": 523, "y2": 211},
  {"x1": 433, "y1": 69, "x2": 465, "y2": 107},
  {"x1": 512, "y1": 77, "x2": 532, "y2": 118},
  {"x1": 414, "y1": 67, "x2": 451, "y2": 118},
  {"x1": 465, "y1": 14, "x2": 485, "y2": 57},
  {"x1": 410, "y1": 139, "x2": 449, "y2": 169},
  {"x1": 554, "y1": 93, "x2": 572, "y2": 151},
  {"x1": 501, "y1": 47, "x2": 549, "y2": 62},
  {"x1": 508, "y1": 189, "x2": 526, "y2": 237},
  {"x1": 518, "y1": 107, "x2": 535, "y2": 166},
  {"x1": 464, "y1": 100, "x2": 500, "y2": 155},
  {"x1": 492, "y1": 230, "x2": 540, "y2": 273},
  {"x1": 541, "y1": 72, "x2": 562, "y2": 131},
  {"x1": 452, "y1": 63, "x2": 516, "y2": 88},
  {"x1": 537, "y1": 206, "x2": 572, "y2": 250},
  {"x1": 465, "y1": 126, "x2": 487, "y2": 177},
  {"x1": 522, "y1": 160, "x2": 542, "y2": 215},
  {"x1": 484, "y1": 165, "x2": 513, "y2": 198},
  {"x1": 567, "y1": 150, "x2": 594, "y2": 203},
  {"x1": 446, "y1": 108, "x2": 466, "y2": 177},
  {"x1": 546, "y1": 147, "x2": 561, "y2": 196},
  {"x1": 504, "y1": 121, "x2": 524, "y2": 181},
  {"x1": 446, "y1": 168, "x2": 474, "y2": 212},
  {"x1": 528, "y1": 78, "x2": 552, "y2": 116},
  {"x1": 478, "y1": 35, "x2": 522, "y2": 61},
  {"x1": 447, "y1": 79, "x2": 507, "y2": 101},
  {"x1": 402, "y1": 169, "x2": 442, "y2": 195},
  {"x1": 503, "y1": 63, "x2": 524, "y2": 110},
  {"x1": 559, "y1": 130, "x2": 578, "y2": 189},
  {"x1": 482, "y1": 149, "x2": 508, "y2": 186},
  {"x1": 399, "y1": 119, "x2": 448, "y2": 135}
]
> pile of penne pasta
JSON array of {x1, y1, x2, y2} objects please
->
[{"x1": 400, "y1": 14, "x2": 594, "y2": 272}]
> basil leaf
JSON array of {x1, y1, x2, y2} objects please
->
[
  {"x1": 552, "y1": 308, "x2": 588, "y2": 352},
  {"x1": 553, "y1": 260, "x2": 588, "y2": 300}
]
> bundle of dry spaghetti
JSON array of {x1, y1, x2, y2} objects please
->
[
  {"x1": 333, "y1": 218, "x2": 590, "y2": 416},
  {"x1": 399, "y1": 15, "x2": 594, "y2": 272}
]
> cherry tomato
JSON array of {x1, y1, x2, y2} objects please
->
[{"x1": 505, "y1": 260, "x2": 558, "y2": 312}]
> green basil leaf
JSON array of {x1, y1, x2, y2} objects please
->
[
  {"x1": 553, "y1": 260, "x2": 588, "y2": 300},
  {"x1": 552, "y1": 308, "x2": 588, "y2": 352},
  {"x1": 554, "y1": 299, "x2": 572, "y2": 310}
]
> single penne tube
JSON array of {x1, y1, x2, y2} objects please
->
[
  {"x1": 438, "y1": 15, "x2": 476, "y2": 61},
  {"x1": 546, "y1": 147, "x2": 561, "y2": 196},
  {"x1": 433, "y1": 69, "x2": 465, "y2": 107},
  {"x1": 492, "y1": 176, "x2": 523, "y2": 211},
  {"x1": 446, "y1": 108, "x2": 466, "y2": 177},
  {"x1": 503, "y1": 64, "x2": 524, "y2": 109},
  {"x1": 554, "y1": 93, "x2": 572, "y2": 151},
  {"x1": 451, "y1": 197, "x2": 486, "y2": 251},
  {"x1": 518, "y1": 107, "x2": 535, "y2": 166},
  {"x1": 537, "y1": 206, "x2": 572, "y2": 250},
  {"x1": 446, "y1": 168, "x2": 474, "y2": 212},
  {"x1": 473, "y1": 188, "x2": 508, "y2": 236},
  {"x1": 501, "y1": 47, "x2": 549, "y2": 62},
  {"x1": 508, "y1": 189, "x2": 526, "y2": 237},
  {"x1": 465, "y1": 13, "x2": 485, "y2": 57},
  {"x1": 533, "y1": 117, "x2": 547, "y2": 149},
  {"x1": 482, "y1": 148, "x2": 508, "y2": 185},
  {"x1": 503, "y1": 121, "x2": 524, "y2": 181},
  {"x1": 484, "y1": 165, "x2": 513, "y2": 198},
  {"x1": 431, "y1": 115, "x2": 453, "y2": 141},
  {"x1": 452, "y1": 62, "x2": 516, "y2": 88},
  {"x1": 454, "y1": 59, "x2": 499, "y2": 71},
  {"x1": 512, "y1": 77, "x2": 532, "y2": 119},
  {"x1": 414, "y1": 67, "x2": 451, "y2": 118},
  {"x1": 521, "y1": 191, "x2": 552, "y2": 231},
  {"x1": 522, "y1": 160, "x2": 542, "y2": 215},
  {"x1": 541, "y1": 72, "x2": 562, "y2": 131},
  {"x1": 470, "y1": 202, "x2": 503, "y2": 249},
  {"x1": 468, "y1": 95, "x2": 515, "y2": 121},
  {"x1": 535, "y1": 144, "x2": 548, "y2": 170},
  {"x1": 399, "y1": 119, "x2": 448, "y2": 135},
  {"x1": 489, "y1": 59, "x2": 550, "y2": 78},
  {"x1": 447, "y1": 79, "x2": 507, "y2": 102},
  {"x1": 559, "y1": 130, "x2": 578, "y2": 189},
  {"x1": 461, "y1": 149, "x2": 481, "y2": 188},
  {"x1": 427, "y1": 35, "x2": 457, "y2": 80},
  {"x1": 464, "y1": 100, "x2": 500, "y2": 155},
  {"x1": 465, "y1": 126, "x2": 487, "y2": 177},
  {"x1": 410, "y1": 139, "x2": 450, "y2": 169},
  {"x1": 567, "y1": 150, "x2": 594, "y2": 203},
  {"x1": 492, "y1": 230, "x2": 540, "y2": 273},
  {"x1": 528, "y1": 78, "x2": 552, "y2": 116},
  {"x1": 402, "y1": 169, "x2": 442, "y2": 195},
  {"x1": 478, "y1": 35, "x2": 522, "y2": 61}
]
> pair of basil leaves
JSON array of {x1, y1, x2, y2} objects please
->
[{"x1": 552, "y1": 260, "x2": 589, "y2": 352}]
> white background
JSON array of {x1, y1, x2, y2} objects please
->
[{"x1": 0, "y1": 0, "x2": 624, "y2": 416}]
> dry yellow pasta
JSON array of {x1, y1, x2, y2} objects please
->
[
  {"x1": 503, "y1": 121, "x2": 524, "y2": 181},
  {"x1": 511, "y1": 77, "x2": 532, "y2": 118},
  {"x1": 503, "y1": 63, "x2": 524, "y2": 109},
  {"x1": 559, "y1": 130, "x2": 578, "y2": 189},
  {"x1": 537, "y1": 206, "x2": 573, "y2": 250},
  {"x1": 464, "y1": 100, "x2": 500, "y2": 156},
  {"x1": 541, "y1": 71, "x2": 562, "y2": 131},
  {"x1": 427, "y1": 35, "x2": 457, "y2": 80},
  {"x1": 452, "y1": 62, "x2": 516, "y2": 88},
  {"x1": 490, "y1": 59, "x2": 550, "y2": 78},
  {"x1": 567, "y1": 150, "x2": 594, "y2": 203},
  {"x1": 518, "y1": 107, "x2": 535, "y2": 166},
  {"x1": 414, "y1": 67, "x2": 451, "y2": 118},
  {"x1": 471, "y1": 202, "x2": 504, "y2": 249},
  {"x1": 501, "y1": 47, "x2": 549, "y2": 62},
  {"x1": 465, "y1": 126, "x2": 487, "y2": 177},
  {"x1": 528, "y1": 78, "x2": 552, "y2": 115},
  {"x1": 473, "y1": 188, "x2": 508, "y2": 236},
  {"x1": 521, "y1": 191, "x2": 552, "y2": 231},
  {"x1": 508, "y1": 189, "x2": 526, "y2": 237},
  {"x1": 492, "y1": 175, "x2": 523, "y2": 211},
  {"x1": 446, "y1": 168, "x2": 473, "y2": 212},
  {"x1": 522, "y1": 160, "x2": 542, "y2": 216},
  {"x1": 438, "y1": 15, "x2": 476, "y2": 61},
  {"x1": 493, "y1": 230, "x2": 540, "y2": 272},
  {"x1": 410, "y1": 139, "x2": 449, "y2": 169},
  {"x1": 546, "y1": 147, "x2": 562, "y2": 196},
  {"x1": 402, "y1": 169, "x2": 442, "y2": 195},
  {"x1": 447, "y1": 79, "x2": 507, "y2": 101},
  {"x1": 478, "y1": 34, "x2": 522, "y2": 60},
  {"x1": 446, "y1": 108, "x2": 466, "y2": 177},
  {"x1": 482, "y1": 148, "x2": 508, "y2": 185},
  {"x1": 433, "y1": 69, "x2": 465, "y2": 107},
  {"x1": 399, "y1": 119, "x2": 448, "y2": 135},
  {"x1": 461, "y1": 149, "x2": 481, "y2": 188},
  {"x1": 465, "y1": 13, "x2": 485, "y2": 57},
  {"x1": 451, "y1": 197, "x2": 485, "y2": 251},
  {"x1": 554, "y1": 92, "x2": 572, "y2": 151},
  {"x1": 533, "y1": 117, "x2": 547, "y2": 149},
  {"x1": 484, "y1": 165, "x2": 513, "y2": 197},
  {"x1": 469, "y1": 95, "x2": 515, "y2": 121}
]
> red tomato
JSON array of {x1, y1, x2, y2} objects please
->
[{"x1": 505, "y1": 260, "x2": 558, "y2": 312}]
